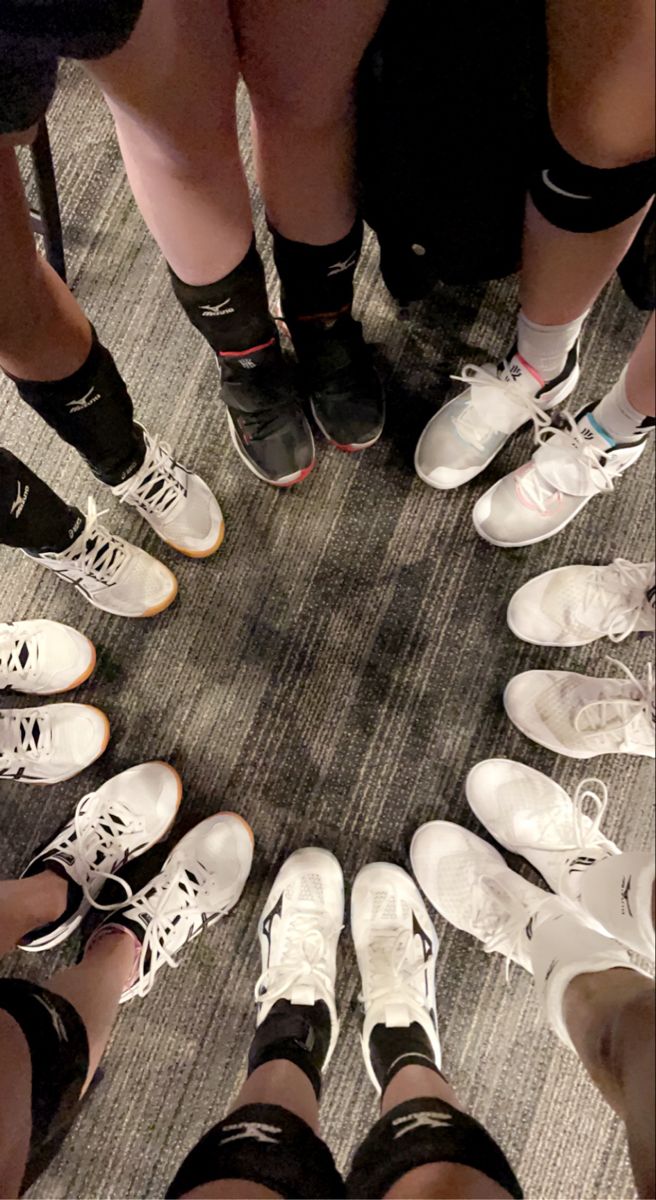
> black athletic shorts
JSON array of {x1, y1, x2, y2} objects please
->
[{"x1": 0, "y1": 1, "x2": 143, "y2": 135}]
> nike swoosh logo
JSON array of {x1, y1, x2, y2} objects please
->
[{"x1": 541, "y1": 170, "x2": 592, "y2": 201}]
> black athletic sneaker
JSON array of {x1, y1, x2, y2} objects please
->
[
  {"x1": 219, "y1": 339, "x2": 315, "y2": 487},
  {"x1": 289, "y1": 315, "x2": 385, "y2": 452}
]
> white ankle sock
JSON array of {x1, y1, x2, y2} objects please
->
[
  {"x1": 516, "y1": 310, "x2": 588, "y2": 381},
  {"x1": 525, "y1": 899, "x2": 637, "y2": 1049},
  {"x1": 579, "y1": 850, "x2": 655, "y2": 960},
  {"x1": 588, "y1": 366, "x2": 654, "y2": 446}
]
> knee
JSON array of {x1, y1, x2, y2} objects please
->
[
  {"x1": 551, "y1": 99, "x2": 655, "y2": 170},
  {"x1": 249, "y1": 83, "x2": 354, "y2": 139}
]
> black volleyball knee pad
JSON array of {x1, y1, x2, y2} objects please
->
[
  {"x1": 0, "y1": 979, "x2": 89, "y2": 1194},
  {"x1": 346, "y1": 1097, "x2": 523, "y2": 1199},
  {"x1": 530, "y1": 122, "x2": 655, "y2": 233},
  {"x1": 167, "y1": 1103, "x2": 346, "y2": 1199}
]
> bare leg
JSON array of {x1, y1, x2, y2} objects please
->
[
  {"x1": 0, "y1": 147, "x2": 91, "y2": 379},
  {"x1": 86, "y1": 0, "x2": 252, "y2": 285},
  {"x1": 0, "y1": 874, "x2": 67, "y2": 957},
  {"x1": 564, "y1": 969, "x2": 655, "y2": 1199},
  {"x1": 235, "y1": 0, "x2": 388, "y2": 243}
]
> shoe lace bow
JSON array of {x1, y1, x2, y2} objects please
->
[{"x1": 450, "y1": 362, "x2": 552, "y2": 451}]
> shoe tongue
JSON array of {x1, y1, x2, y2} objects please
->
[
  {"x1": 291, "y1": 983, "x2": 316, "y2": 1006},
  {"x1": 384, "y1": 1001, "x2": 412, "y2": 1027}
]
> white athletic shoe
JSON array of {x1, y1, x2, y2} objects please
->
[
  {"x1": 112, "y1": 427, "x2": 224, "y2": 558},
  {"x1": 0, "y1": 703, "x2": 109, "y2": 784},
  {"x1": 504, "y1": 659, "x2": 655, "y2": 759},
  {"x1": 414, "y1": 346, "x2": 579, "y2": 490},
  {"x1": 0, "y1": 619, "x2": 96, "y2": 694},
  {"x1": 473, "y1": 409, "x2": 647, "y2": 547},
  {"x1": 24, "y1": 497, "x2": 178, "y2": 618},
  {"x1": 90, "y1": 811, "x2": 254, "y2": 1002},
  {"x1": 351, "y1": 862, "x2": 441, "y2": 1091},
  {"x1": 410, "y1": 821, "x2": 552, "y2": 972},
  {"x1": 507, "y1": 559, "x2": 656, "y2": 646},
  {"x1": 466, "y1": 759, "x2": 619, "y2": 905},
  {"x1": 255, "y1": 847, "x2": 344, "y2": 1066},
  {"x1": 20, "y1": 762, "x2": 182, "y2": 952}
]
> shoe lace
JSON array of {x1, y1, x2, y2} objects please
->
[
  {"x1": 0, "y1": 709, "x2": 52, "y2": 761},
  {"x1": 70, "y1": 791, "x2": 143, "y2": 909},
  {"x1": 574, "y1": 657, "x2": 655, "y2": 742},
  {"x1": 450, "y1": 362, "x2": 551, "y2": 452},
  {"x1": 115, "y1": 436, "x2": 187, "y2": 518},
  {"x1": 363, "y1": 926, "x2": 429, "y2": 1007},
  {"x1": 582, "y1": 559, "x2": 655, "y2": 642},
  {"x1": 50, "y1": 498, "x2": 127, "y2": 585},
  {"x1": 0, "y1": 628, "x2": 39, "y2": 688},
  {"x1": 254, "y1": 912, "x2": 334, "y2": 1006},
  {"x1": 131, "y1": 860, "x2": 225, "y2": 997},
  {"x1": 522, "y1": 414, "x2": 615, "y2": 511},
  {"x1": 505, "y1": 778, "x2": 616, "y2": 893},
  {"x1": 470, "y1": 875, "x2": 533, "y2": 981}
]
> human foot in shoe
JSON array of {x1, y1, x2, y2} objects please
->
[
  {"x1": 352, "y1": 862, "x2": 440, "y2": 1093},
  {"x1": 0, "y1": 703, "x2": 109, "y2": 784},
  {"x1": 0, "y1": 619, "x2": 96, "y2": 694},
  {"x1": 289, "y1": 315, "x2": 385, "y2": 452},
  {"x1": 507, "y1": 559, "x2": 656, "y2": 646},
  {"x1": 465, "y1": 759, "x2": 619, "y2": 907},
  {"x1": 20, "y1": 762, "x2": 182, "y2": 951},
  {"x1": 219, "y1": 337, "x2": 315, "y2": 486},
  {"x1": 24, "y1": 497, "x2": 178, "y2": 617},
  {"x1": 504, "y1": 659, "x2": 655, "y2": 759},
  {"x1": 89, "y1": 812, "x2": 254, "y2": 1001},
  {"x1": 414, "y1": 344, "x2": 579, "y2": 490},
  {"x1": 473, "y1": 408, "x2": 647, "y2": 547},
  {"x1": 112, "y1": 426, "x2": 224, "y2": 557},
  {"x1": 254, "y1": 847, "x2": 344, "y2": 1073}
]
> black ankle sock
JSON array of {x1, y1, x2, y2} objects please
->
[
  {"x1": 369, "y1": 1022, "x2": 442, "y2": 1093},
  {"x1": 168, "y1": 239, "x2": 277, "y2": 356},
  {"x1": 248, "y1": 999, "x2": 332, "y2": 1100},
  {"x1": 271, "y1": 219, "x2": 363, "y2": 323},
  {"x1": 9, "y1": 328, "x2": 146, "y2": 486},
  {"x1": 0, "y1": 449, "x2": 83, "y2": 553}
]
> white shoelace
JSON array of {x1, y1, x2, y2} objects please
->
[
  {"x1": 363, "y1": 926, "x2": 430, "y2": 1007},
  {"x1": 115, "y1": 436, "x2": 187, "y2": 520},
  {"x1": 470, "y1": 875, "x2": 534, "y2": 979},
  {"x1": 450, "y1": 363, "x2": 552, "y2": 451},
  {"x1": 255, "y1": 911, "x2": 334, "y2": 1007},
  {"x1": 45, "y1": 498, "x2": 127, "y2": 586},
  {"x1": 505, "y1": 778, "x2": 617, "y2": 893},
  {"x1": 128, "y1": 860, "x2": 223, "y2": 997},
  {"x1": 0, "y1": 709, "x2": 51, "y2": 762},
  {"x1": 0, "y1": 629, "x2": 38, "y2": 689},
  {"x1": 580, "y1": 559, "x2": 654, "y2": 642},
  {"x1": 575, "y1": 658, "x2": 655, "y2": 745},
  {"x1": 522, "y1": 415, "x2": 615, "y2": 511},
  {"x1": 68, "y1": 791, "x2": 144, "y2": 909}
]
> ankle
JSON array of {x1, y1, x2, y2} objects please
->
[{"x1": 24, "y1": 869, "x2": 68, "y2": 926}]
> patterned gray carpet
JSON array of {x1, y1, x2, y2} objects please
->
[{"x1": 1, "y1": 64, "x2": 654, "y2": 1200}]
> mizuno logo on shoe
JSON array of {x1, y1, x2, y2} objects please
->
[
  {"x1": 262, "y1": 893, "x2": 284, "y2": 966},
  {"x1": 10, "y1": 482, "x2": 29, "y2": 519},
  {"x1": 412, "y1": 912, "x2": 433, "y2": 963},
  {"x1": 221, "y1": 1121, "x2": 280, "y2": 1145},
  {"x1": 200, "y1": 300, "x2": 235, "y2": 317},
  {"x1": 541, "y1": 170, "x2": 592, "y2": 201},
  {"x1": 67, "y1": 387, "x2": 100, "y2": 413},
  {"x1": 620, "y1": 875, "x2": 633, "y2": 917},
  {"x1": 393, "y1": 1112, "x2": 452, "y2": 1138},
  {"x1": 327, "y1": 251, "x2": 358, "y2": 276}
]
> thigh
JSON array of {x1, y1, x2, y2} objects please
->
[
  {"x1": 85, "y1": 0, "x2": 240, "y2": 145},
  {"x1": 234, "y1": 0, "x2": 388, "y2": 115},
  {"x1": 547, "y1": 0, "x2": 655, "y2": 164}
]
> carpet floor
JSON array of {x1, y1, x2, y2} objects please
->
[{"x1": 1, "y1": 63, "x2": 654, "y2": 1200}]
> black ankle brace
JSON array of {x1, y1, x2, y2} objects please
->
[
  {"x1": 271, "y1": 219, "x2": 363, "y2": 322},
  {"x1": 346, "y1": 1096, "x2": 523, "y2": 1199},
  {"x1": 370, "y1": 1021, "x2": 442, "y2": 1092},
  {"x1": 167, "y1": 1103, "x2": 345, "y2": 1199},
  {"x1": 168, "y1": 239, "x2": 277, "y2": 355},
  {"x1": 10, "y1": 328, "x2": 145, "y2": 486},
  {"x1": 0, "y1": 448, "x2": 83, "y2": 552},
  {"x1": 248, "y1": 999, "x2": 332, "y2": 1099}
]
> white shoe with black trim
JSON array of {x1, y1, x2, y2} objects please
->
[
  {"x1": 89, "y1": 812, "x2": 254, "y2": 1002},
  {"x1": 255, "y1": 847, "x2": 344, "y2": 1065},
  {"x1": 112, "y1": 427, "x2": 224, "y2": 558},
  {"x1": 0, "y1": 703, "x2": 109, "y2": 784},
  {"x1": 0, "y1": 619, "x2": 96, "y2": 694},
  {"x1": 24, "y1": 497, "x2": 178, "y2": 618},
  {"x1": 351, "y1": 862, "x2": 441, "y2": 1091},
  {"x1": 20, "y1": 761, "x2": 182, "y2": 951}
]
